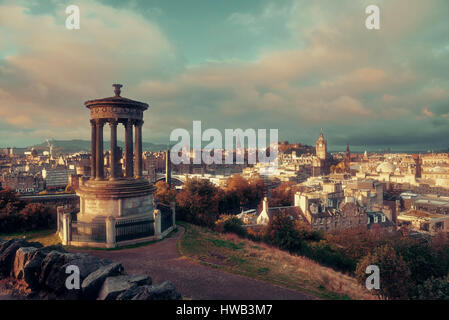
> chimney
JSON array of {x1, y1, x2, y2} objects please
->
[
  {"x1": 263, "y1": 196, "x2": 268, "y2": 213},
  {"x1": 294, "y1": 192, "x2": 301, "y2": 207}
]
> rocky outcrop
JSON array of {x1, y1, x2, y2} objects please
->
[
  {"x1": 24, "y1": 245, "x2": 67, "y2": 290},
  {"x1": 37, "y1": 251, "x2": 113, "y2": 298},
  {"x1": 97, "y1": 275, "x2": 151, "y2": 300},
  {"x1": 81, "y1": 262, "x2": 124, "y2": 299},
  {"x1": 116, "y1": 281, "x2": 181, "y2": 300},
  {"x1": 0, "y1": 237, "x2": 181, "y2": 300},
  {"x1": 13, "y1": 247, "x2": 39, "y2": 279},
  {"x1": 0, "y1": 239, "x2": 42, "y2": 277}
]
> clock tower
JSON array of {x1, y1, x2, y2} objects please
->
[
  {"x1": 316, "y1": 129, "x2": 327, "y2": 160},
  {"x1": 312, "y1": 129, "x2": 329, "y2": 177}
]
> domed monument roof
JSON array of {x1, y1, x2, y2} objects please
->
[
  {"x1": 85, "y1": 84, "x2": 149, "y2": 122},
  {"x1": 376, "y1": 162, "x2": 396, "y2": 173}
]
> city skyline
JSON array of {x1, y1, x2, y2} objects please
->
[
  {"x1": 1, "y1": 0, "x2": 448, "y2": 151},
  {"x1": 2, "y1": 0, "x2": 449, "y2": 304}
]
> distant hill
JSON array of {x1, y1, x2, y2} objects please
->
[
  {"x1": 31, "y1": 139, "x2": 167, "y2": 154},
  {"x1": 278, "y1": 142, "x2": 314, "y2": 155}
]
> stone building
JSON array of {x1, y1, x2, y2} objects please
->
[
  {"x1": 366, "y1": 211, "x2": 394, "y2": 231},
  {"x1": 256, "y1": 187, "x2": 368, "y2": 233},
  {"x1": 0, "y1": 172, "x2": 44, "y2": 194},
  {"x1": 256, "y1": 197, "x2": 303, "y2": 225},
  {"x1": 398, "y1": 209, "x2": 449, "y2": 235},
  {"x1": 42, "y1": 167, "x2": 74, "y2": 191},
  {"x1": 294, "y1": 192, "x2": 367, "y2": 232},
  {"x1": 344, "y1": 179, "x2": 383, "y2": 210},
  {"x1": 420, "y1": 154, "x2": 449, "y2": 187}
]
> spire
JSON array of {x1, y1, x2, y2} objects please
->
[{"x1": 317, "y1": 128, "x2": 326, "y2": 143}]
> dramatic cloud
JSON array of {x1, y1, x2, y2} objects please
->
[
  {"x1": 0, "y1": 0, "x2": 448, "y2": 150},
  {"x1": 0, "y1": 0, "x2": 182, "y2": 145}
]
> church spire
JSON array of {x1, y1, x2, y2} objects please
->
[{"x1": 344, "y1": 143, "x2": 351, "y2": 173}]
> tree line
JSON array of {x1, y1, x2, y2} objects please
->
[{"x1": 0, "y1": 188, "x2": 56, "y2": 233}]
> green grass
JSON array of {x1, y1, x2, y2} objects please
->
[
  {"x1": 207, "y1": 238, "x2": 244, "y2": 250},
  {"x1": 0, "y1": 228, "x2": 61, "y2": 247},
  {"x1": 177, "y1": 221, "x2": 368, "y2": 300},
  {"x1": 257, "y1": 267, "x2": 270, "y2": 274},
  {"x1": 1, "y1": 226, "x2": 178, "y2": 251}
]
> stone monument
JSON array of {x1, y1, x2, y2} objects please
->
[{"x1": 61, "y1": 84, "x2": 174, "y2": 248}]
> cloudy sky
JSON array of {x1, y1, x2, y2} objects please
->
[{"x1": 0, "y1": 0, "x2": 448, "y2": 152}]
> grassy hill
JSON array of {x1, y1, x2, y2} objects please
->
[{"x1": 178, "y1": 222, "x2": 375, "y2": 300}]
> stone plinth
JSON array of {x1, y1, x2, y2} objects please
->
[{"x1": 76, "y1": 179, "x2": 155, "y2": 222}]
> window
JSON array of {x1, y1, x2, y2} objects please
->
[
  {"x1": 374, "y1": 216, "x2": 378, "y2": 223},
  {"x1": 381, "y1": 215, "x2": 386, "y2": 222}
]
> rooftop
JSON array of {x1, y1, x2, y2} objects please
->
[{"x1": 399, "y1": 209, "x2": 447, "y2": 220}]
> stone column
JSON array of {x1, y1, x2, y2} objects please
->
[
  {"x1": 135, "y1": 120, "x2": 143, "y2": 178},
  {"x1": 57, "y1": 206, "x2": 64, "y2": 236},
  {"x1": 90, "y1": 120, "x2": 96, "y2": 179},
  {"x1": 118, "y1": 198, "x2": 123, "y2": 217},
  {"x1": 106, "y1": 216, "x2": 116, "y2": 248},
  {"x1": 95, "y1": 119, "x2": 105, "y2": 180},
  {"x1": 124, "y1": 119, "x2": 134, "y2": 178},
  {"x1": 109, "y1": 120, "x2": 118, "y2": 180},
  {"x1": 62, "y1": 212, "x2": 72, "y2": 245},
  {"x1": 154, "y1": 209, "x2": 162, "y2": 239}
]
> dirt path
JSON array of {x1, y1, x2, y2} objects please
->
[{"x1": 72, "y1": 227, "x2": 313, "y2": 300}]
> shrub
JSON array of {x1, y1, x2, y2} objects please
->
[
  {"x1": 176, "y1": 178, "x2": 221, "y2": 227},
  {"x1": 304, "y1": 242, "x2": 356, "y2": 273},
  {"x1": 265, "y1": 212, "x2": 304, "y2": 253},
  {"x1": 0, "y1": 203, "x2": 56, "y2": 233},
  {"x1": 215, "y1": 215, "x2": 247, "y2": 237},
  {"x1": 295, "y1": 220, "x2": 323, "y2": 242},
  {"x1": 415, "y1": 275, "x2": 449, "y2": 299},
  {"x1": 355, "y1": 245, "x2": 412, "y2": 300},
  {"x1": 247, "y1": 226, "x2": 266, "y2": 242}
]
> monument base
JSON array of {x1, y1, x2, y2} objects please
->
[{"x1": 59, "y1": 178, "x2": 171, "y2": 248}]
